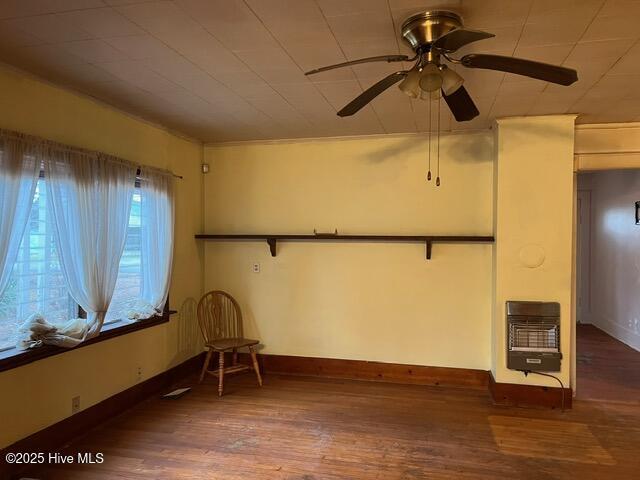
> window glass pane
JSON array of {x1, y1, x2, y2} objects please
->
[
  {"x1": 106, "y1": 190, "x2": 141, "y2": 322},
  {"x1": 0, "y1": 179, "x2": 76, "y2": 350}
]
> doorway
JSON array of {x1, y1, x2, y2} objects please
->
[{"x1": 575, "y1": 170, "x2": 640, "y2": 403}]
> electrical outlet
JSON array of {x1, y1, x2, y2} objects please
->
[
  {"x1": 252, "y1": 262, "x2": 260, "y2": 273},
  {"x1": 71, "y1": 396, "x2": 80, "y2": 414},
  {"x1": 136, "y1": 366, "x2": 143, "y2": 382}
]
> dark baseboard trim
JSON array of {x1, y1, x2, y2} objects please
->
[
  {"x1": 488, "y1": 372, "x2": 573, "y2": 409},
  {"x1": 241, "y1": 353, "x2": 489, "y2": 389},
  {"x1": 1, "y1": 351, "x2": 205, "y2": 480}
]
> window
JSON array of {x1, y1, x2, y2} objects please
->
[
  {"x1": 0, "y1": 179, "x2": 76, "y2": 350},
  {"x1": 0, "y1": 182, "x2": 161, "y2": 349},
  {"x1": 0, "y1": 130, "x2": 174, "y2": 360},
  {"x1": 106, "y1": 189, "x2": 142, "y2": 322}
]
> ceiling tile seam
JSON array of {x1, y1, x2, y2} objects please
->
[
  {"x1": 112, "y1": 3, "x2": 287, "y2": 139},
  {"x1": 1, "y1": 19, "x2": 100, "y2": 48},
  {"x1": 77, "y1": 47, "x2": 238, "y2": 128},
  {"x1": 107, "y1": 7, "x2": 292, "y2": 138},
  {"x1": 23, "y1": 11, "x2": 219, "y2": 116},
  {"x1": 574, "y1": 37, "x2": 640, "y2": 116},
  {"x1": 0, "y1": 60, "x2": 202, "y2": 145},
  {"x1": 313, "y1": 0, "x2": 387, "y2": 133},
  {"x1": 0, "y1": 4, "x2": 112, "y2": 21},
  {"x1": 174, "y1": 0, "x2": 315, "y2": 132},
  {"x1": 239, "y1": 0, "x2": 341, "y2": 129},
  {"x1": 563, "y1": 1, "x2": 634, "y2": 117},
  {"x1": 77, "y1": 58, "x2": 192, "y2": 101},
  {"x1": 165, "y1": 2, "x2": 313, "y2": 136},
  {"x1": 1, "y1": 9, "x2": 160, "y2": 51},
  {"x1": 606, "y1": 37, "x2": 640, "y2": 75},
  {"x1": 486, "y1": 0, "x2": 533, "y2": 120},
  {"x1": 530, "y1": 0, "x2": 606, "y2": 114},
  {"x1": 3, "y1": 36, "x2": 168, "y2": 70},
  {"x1": 386, "y1": 0, "x2": 419, "y2": 133}
]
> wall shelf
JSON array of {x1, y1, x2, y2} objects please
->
[{"x1": 195, "y1": 233, "x2": 494, "y2": 260}]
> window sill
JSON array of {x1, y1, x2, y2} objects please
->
[{"x1": 0, "y1": 310, "x2": 176, "y2": 373}]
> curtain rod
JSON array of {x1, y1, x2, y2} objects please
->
[
  {"x1": 2, "y1": 128, "x2": 183, "y2": 180},
  {"x1": 134, "y1": 167, "x2": 182, "y2": 180}
]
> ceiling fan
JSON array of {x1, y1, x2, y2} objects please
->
[{"x1": 305, "y1": 10, "x2": 578, "y2": 121}]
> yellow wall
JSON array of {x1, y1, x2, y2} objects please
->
[
  {"x1": 203, "y1": 116, "x2": 578, "y2": 388},
  {"x1": 0, "y1": 59, "x2": 584, "y2": 446},
  {"x1": 0, "y1": 64, "x2": 204, "y2": 447},
  {"x1": 203, "y1": 133, "x2": 495, "y2": 369},
  {"x1": 493, "y1": 116, "x2": 576, "y2": 387}
]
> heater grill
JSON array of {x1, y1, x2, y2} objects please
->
[
  {"x1": 506, "y1": 301, "x2": 561, "y2": 372},
  {"x1": 509, "y1": 322, "x2": 559, "y2": 352}
]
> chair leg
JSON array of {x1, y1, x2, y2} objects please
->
[
  {"x1": 232, "y1": 348, "x2": 238, "y2": 366},
  {"x1": 249, "y1": 345, "x2": 262, "y2": 387},
  {"x1": 218, "y1": 349, "x2": 225, "y2": 397},
  {"x1": 199, "y1": 349, "x2": 212, "y2": 383}
]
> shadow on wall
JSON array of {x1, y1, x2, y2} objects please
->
[
  {"x1": 177, "y1": 297, "x2": 203, "y2": 357},
  {"x1": 361, "y1": 132, "x2": 494, "y2": 165}
]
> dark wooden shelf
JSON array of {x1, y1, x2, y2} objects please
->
[{"x1": 195, "y1": 233, "x2": 494, "y2": 260}]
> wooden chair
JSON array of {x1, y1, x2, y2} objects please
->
[{"x1": 197, "y1": 290, "x2": 262, "y2": 396}]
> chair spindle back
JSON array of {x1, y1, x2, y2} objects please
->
[{"x1": 197, "y1": 290, "x2": 244, "y2": 343}]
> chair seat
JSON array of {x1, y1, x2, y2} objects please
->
[{"x1": 207, "y1": 337, "x2": 259, "y2": 351}]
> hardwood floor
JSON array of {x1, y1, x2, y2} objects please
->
[
  {"x1": 577, "y1": 323, "x2": 640, "y2": 403},
  {"x1": 22, "y1": 371, "x2": 640, "y2": 479}
]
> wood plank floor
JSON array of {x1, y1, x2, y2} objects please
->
[
  {"x1": 577, "y1": 323, "x2": 640, "y2": 403},
  {"x1": 23, "y1": 372, "x2": 640, "y2": 479}
]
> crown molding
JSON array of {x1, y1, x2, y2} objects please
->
[
  {"x1": 575, "y1": 121, "x2": 640, "y2": 130},
  {"x1": 204, "y1": 127, "x2": 493, "y2": 147}
]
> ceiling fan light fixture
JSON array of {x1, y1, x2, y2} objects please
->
[
  {"x1": 441, "y1": 66, "x2": 464, "y2": 96},
  {"x1": 420, "y1": 88, "x2": 440, "y2": 100},
  {"x1": 419, "y1": 63, "x2": 443, "y2": 92},
  {"x1": 398, "y1": 68, "x2": 421, "y2": 98}
]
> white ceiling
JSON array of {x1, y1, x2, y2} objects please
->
[{"x1": 0, "y1": 0, "x2": 639, "y2": 142}]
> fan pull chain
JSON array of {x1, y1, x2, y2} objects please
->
[
  {"x1": 436, "y1": 94, "x2": 441, "y2": 187},
  {"x1": 427, "y1": 95, "x2": 432, "y2": 181}
]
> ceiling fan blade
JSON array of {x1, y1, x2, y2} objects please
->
[
  {"x1": 337, "y1": 72, "x2": 407, "y2": 117},
  {"x1": 442, "y1": 86, "x2": 479, "y2": 122},
  {"x1": 432, "y1": 28, "x2": 495, "y2": 52},
  {"x1": 305, "y1": 55, "x2": 410, "y2": 75},
  {"x1": 461, "y1": 54, "x2": 578, "y2": 85}
]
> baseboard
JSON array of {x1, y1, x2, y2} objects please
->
[
  {"x1": 1, "y1": 352, "x2": 205, "y2": 479},
  {"x1": 488, "y1": 372, "x2": 573, "y2": 409},
  {"x1": 591, "y1": 317, "x2": 640, "y2": 352},
  {"x1": 243, "y1": 353, "x2": 489, "y2": 389}
]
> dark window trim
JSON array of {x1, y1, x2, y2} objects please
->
[{"x1": 0, "y1": 308, "x2": 177, "y2": 373}]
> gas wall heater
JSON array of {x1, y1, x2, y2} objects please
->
[{"x1": 507, "y1": 301, "x2": 561, "y2": 372}]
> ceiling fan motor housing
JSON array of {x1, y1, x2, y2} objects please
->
[{"x1": 401, "y1": 10, "x2": 463, "y2": 52}]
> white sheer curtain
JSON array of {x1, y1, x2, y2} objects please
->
[
  {"x1": 0, "y1": 132, "x2": 40, "y2": 298},
  {"x1": 0, "y1": 128, "x2": 177, "y2": 348},
  {"x1": 41, "y1": 150, "x2": 137, "y2": 347},
  {"x1": 128, "y1": 166, "x2": 175, "y2": 320}
]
